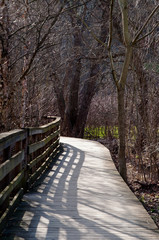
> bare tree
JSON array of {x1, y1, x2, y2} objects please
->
[{"x1": 108, "y1": 0, "x2": 159, "y2": 181}]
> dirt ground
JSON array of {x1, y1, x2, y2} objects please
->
[{"x1": 128, "y1": 180, "x2": 159, "y2": 228}]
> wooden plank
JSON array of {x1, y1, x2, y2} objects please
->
[
  {"x1": 28, "y1": 138, "x2": 59, "y2": 169},
  {"x1": 0, "y1": 129, "x2": 26, "y2": 152},
  {"x1": 28, "y1": 117, "x2": 61, "y2": 136},
  {"x1": 0, "y1": 150, "x2": 24, "y2": 181},
  {"x1": 0, "y1": 188, "x2": 23, "y2": 233},
  {"x1": 0, "y1": 171, "x2": 24, "y2": 206},
  {"x1": 28, "y1": 130, "x2": 59, "y2": 154}
]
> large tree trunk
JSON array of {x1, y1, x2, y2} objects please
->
[
  {"x1": 55, "y1": 13, "x2": 83, "y2": 137},
  {"x1": 117, "y1": 46, "x2": 132, "y2": 182},
  {"x1": 75, "y1": 63, "x2": 99, "y2": 138},
  {"x1": 62, "y1": 58, "x2": 81, "y2": 136},
  {"x1": 74, "y1": 1, "x2": 109, "y2": 138}
]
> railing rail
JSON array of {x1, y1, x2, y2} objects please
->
[{"x1": 0, "y1": 116, "x2": 61, "y2": 232}]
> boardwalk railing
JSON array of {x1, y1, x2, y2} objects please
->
[{"x1": 0, "y1": 116, "x2": 61, "y2": 232}]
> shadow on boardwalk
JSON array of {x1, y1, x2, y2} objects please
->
[{"x1": 2, "y1": 138, "x2": 159, "y2": 239}]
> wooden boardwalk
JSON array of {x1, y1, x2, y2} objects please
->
[{"x1": 2, "y1": 137, "x2": 159, "y2": 239}]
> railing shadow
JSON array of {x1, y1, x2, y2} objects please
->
[{"x1": 2, "y1": 143, "x2": 85, "y2": 239}]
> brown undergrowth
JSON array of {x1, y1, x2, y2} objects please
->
[{"x1": 98, "y1": 138, "x2": 159, "y2": 229}]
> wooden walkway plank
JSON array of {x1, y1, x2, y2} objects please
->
[{"x1": 1, "y1": 137, "x2": 159, "y2": 239}]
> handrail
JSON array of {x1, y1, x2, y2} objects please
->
[{"x1": 0, "y1": 116, "x2": 61, "y2": 232}]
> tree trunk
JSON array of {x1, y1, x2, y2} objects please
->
[
  {"x1": 117, "y1": 86, "x2": 127, "y2": 181},
  {"x1": 73, "y1": 1, "x2": 109, "y2": 138},
  {"x1": 62, "y1": 58, "x2": 81, "y2": 136},
  {"x1": 116, "y1": 45, "x2": 132, "y2": 181},
  {"x1": 133, "y1": 52, "x2": 149, "y2": 149},
  {"x1": 75, "y1": 63, "x2": 99, "y2": 138}
]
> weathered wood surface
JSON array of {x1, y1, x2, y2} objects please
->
[
  {"x1": 0, "y1": 150, "x2": 24, "y2": 181},
  {"x1": 28, "y1": 130, "x2": 59, "y2": 154},
  {"x1": 2, "y1": 137, "x2": 159, "y2": 239},
  {"x1": 0, "y1": 129, "x2": 26, "y2": 152},
  {"x1": 28, "y1": 117, "x2": 60, "y2": 136}
]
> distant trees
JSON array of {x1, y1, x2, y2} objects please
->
[{"x1": 0, "y1": 0, "x2": 66, "y2": 130}]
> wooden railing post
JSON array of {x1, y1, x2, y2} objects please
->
[{"x1": 22, "y1": 128, "x2": 29, "y2": 191}]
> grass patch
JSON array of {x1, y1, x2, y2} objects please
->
[{"x1": 84, "y1": 126, "x2": 119, "y2": 139}]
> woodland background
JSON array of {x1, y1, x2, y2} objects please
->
[{"x1": 0, "y1": 0, "x2": 159, "y2": 226}]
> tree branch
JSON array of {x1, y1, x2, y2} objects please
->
[
  {"x1": 80, "y1": 18, "x2": 107, "y2": 48},
  {"x1": 108, "y1": 0, "x2": 119, "y2": 86},
  {"x1": 107, "y1": 0, "x2": 114, "y2": 50},
  {"x1": 135, "y1": 21, "x2": 159, "y2": 43},
  {"x1": 118, "y1": 0, "x2": 131, "y2": 46},
  {"x1": 18, "y1": 3, "x2": 64, "y2": 82},
  {"x1": 133, "y1": 4, "x2": 159, "y2": 44}
]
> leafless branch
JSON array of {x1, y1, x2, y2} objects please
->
[
  {"x1": 108, "y1": 0, "x2": 118, "y2": 87},
  {"x1": 136, "y1": 22, "x2": 159, "y2": 43},
  {"x1": 133, "y1": 4, "x2": 159, "y2": 43}
]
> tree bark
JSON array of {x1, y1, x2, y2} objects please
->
[
  {"x1": 56, "y1": 12, "x2": 83, "y2": 137},
  {"x1": 133, "y1": 51, "x2": 149, "y2": 148},
  {"x1": 73, "y1": 1, "x2": 109, "y2": 138},
  {"x1": 108, "y1": 0, "x2": 133, "y2": 181},
  {"x1": 75, "y1": 63, "x2": 98, "y2": 138},
  {"x1": 117, "y1": 86, "x2": 126, "y2": 181},
  {"x1": 62, "y1": 58, "x2": 81, "y2": 136}
]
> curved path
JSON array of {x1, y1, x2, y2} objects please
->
[{"x1": 2, "y1": 137, "x2": 159, "y2": 239}]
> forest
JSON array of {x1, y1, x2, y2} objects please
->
[{"x1": 0, "y1": 0, "x2": 159, "y2": 227}]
